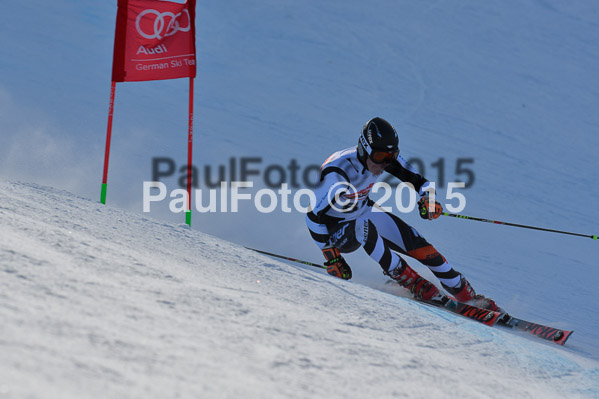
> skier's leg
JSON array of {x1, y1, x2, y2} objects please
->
[
  {"x1": 325, "y1": 220, "x2": 362, "y2": 254},
  {"x1": 368, "y1": 210, "x2": 501, "y2": 311},
  {"x1": 367, "y1": 210, "x2": 462, "y2": 287},
  {"x1": 354, "y1": 214, "x2": 442, "y2": 302}
]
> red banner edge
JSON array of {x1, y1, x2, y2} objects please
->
[
  {"x1": 111, "y1": 0, "x2": 129, "y2": 82},
  {"x1": 189, "y1": 0, "x2": 198, "y2": 79}
]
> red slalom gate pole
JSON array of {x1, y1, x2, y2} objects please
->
[
  {"x1": 185, "y1": 77, "x2": 194, "y2": 226},
  {"x1": 101, "y1": 81, "x2": 117, "y2": 204}
]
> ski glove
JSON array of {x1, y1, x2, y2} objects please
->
[
  {"x1": 418, "y1": 196, "x2": 443, "y2": 220},
  {"x1": 322, "y1": 247, "x2": 352, "y2": 280}
]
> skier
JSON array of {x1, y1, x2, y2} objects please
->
[{"x1": 305, "y1": 117, "x2": 500, "y2": 311}]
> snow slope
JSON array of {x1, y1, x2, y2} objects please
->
[
  {"x1": 1, "y1": 179, "x2": 598, "y2": 399},
  {"x1": 1, "y1": 0, "x2": 599, "y2": 396}
]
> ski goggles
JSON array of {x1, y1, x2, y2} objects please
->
[{"x1": 369, "y1": 150, "x2": 399, "y2": 164}]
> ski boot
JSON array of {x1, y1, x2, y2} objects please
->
[
  {"x1": 390, "y1": 262, "x2": 445, "y2": 304},
  {"x1": 443, "y1": 276, "x2": 503, "y2": 312}
]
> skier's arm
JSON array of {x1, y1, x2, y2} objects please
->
[
  {"x1": 385, "y1": 155, "x2": 443, "y2": 219},
  {"x1": 310, "y1": 166, "x2": 350, "y2": 224},
  {"x1": 306, "y1": 168, "x2": 349, "y2": 249},
  {"x1": 305, "y1": 213, "x2": 329, "y2": 250},
  {"x1": 384, "y1": 155, "x2": 433, "y2": 196}
]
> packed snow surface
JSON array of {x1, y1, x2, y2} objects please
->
[
  {"x1": 1, "y1": 180, "x2": 598, "y2": 398},
  {"x1": 2, "y1": 0, "x2": 599, "y2": 397}
]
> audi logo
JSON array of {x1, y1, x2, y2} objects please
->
[{"x1": 136, "y1": 9, "x2": 191, "y2": 40}]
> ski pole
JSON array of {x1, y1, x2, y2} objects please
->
[
  {"x1": 441, "y1": 212, "x2": 598, "y2": 240},
  {"x1": 245, "y1": 247, "x2": 325, "y2": 269}
]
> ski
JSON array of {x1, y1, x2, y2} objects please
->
[
  {"x1": 418, "y1": 295, "x2": 505, "y2": 326},
  {"x1": 416, "y1": 296, "x2": 573, "y2": 345},
  {"x1": 441, "y1": 298, "x2": 505, "y2": 326},
  {"x1": 249, "y1": 250, "x2": 575, "y2": 345},
  {"x1": 497, "y1": 316, "x2": 574, "y2": 345}
]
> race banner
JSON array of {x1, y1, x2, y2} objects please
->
[{"x1": 112, "y1": 0, "x2": 197, "y2": 82}]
